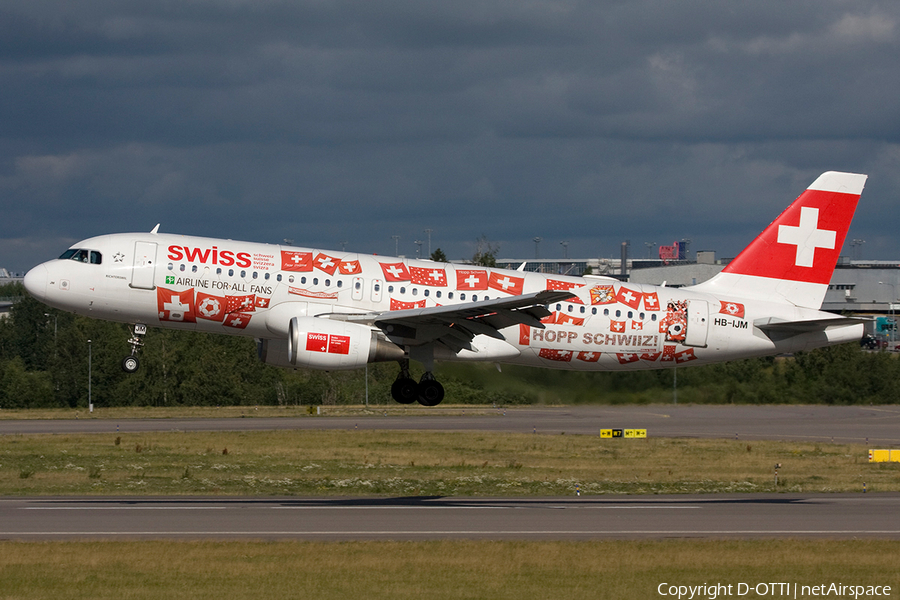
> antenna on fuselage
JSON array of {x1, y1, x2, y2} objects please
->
[{"x1": 150, "y1": 224, "x2": 161, "y2": 234}]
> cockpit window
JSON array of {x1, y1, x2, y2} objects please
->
[{"x1": 58, "y1": 248, "x2": 102, "y2": 265}]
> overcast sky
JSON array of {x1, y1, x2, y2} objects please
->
[{"x1": 2, "y1": 0, "x2": 900, "y2": 273}]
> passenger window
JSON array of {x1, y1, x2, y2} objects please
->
[
  {"x1": 229, "y1": 269, "x2": 234, "y2": 277},
  {"x1": 567, "y1": 305, "x2": 573, "y2": 313},
  {"x1": 265, "y1": 272, "x2": 270, "y2": 280},
  {"x1": 472, "y1": 295, "x2": 478, "y2": 302},
  {"x1": 337, "y1": 280, "x2": 342, "y2": 288},
  {"x1": 313, "y1": 278, "x2": 319, "y2": 285},
  {"x1": 460, "y1": 293, "x2": 466, "y2": 301},
  {"x1": 412, "y1": 288, "x2": 418, "y2": 296},
  {"x1": 168, "y1": 263, "x2": 174, "y2": 271},
  {"x1": 252, "y1": 272, "x2": 258, "y2": 279},
  {"x1": 240, "y1": 270, "x2": 246, "y2": 278},
  {"x1": 192, "y1": 265, "x2": 198, "y2": 273},
  {"x1": 288, "y1": 275, "x2": 294, "y2": 283},
  {"x1": 436, "y1": 291, "x2": 441, "y2": 298},
  {"x1": 180, "y1": 264, "x2": 186, "y2": 272},
  {"x1": 301, "y1": 277, "x2": 307, "y2": 284},
  {"x1": 580, "y1": 306, "x2": 585, "y2": 314},
  {"x1": 448, "y1": 292, "x2": 454, "y2": 300},
  {"x1": 424, "y1": 289, "x2": 430, "y2": 297},
  {"x1": 400, "y1": 287, "x2": 406, "y2": 294},
  {"x1": 216, "y1": 268, "x2": 222, "y2": 275},
  {"x1": 276, "y1": 274, "x2": 282, "y2": 282}
]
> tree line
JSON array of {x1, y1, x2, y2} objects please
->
[{"x1": 1, "y1": 281, "x2": 897, "y2": 408}]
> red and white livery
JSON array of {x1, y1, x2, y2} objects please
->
[{"x1": 24, "y1": 172, "x2": 868, "y2": 406}]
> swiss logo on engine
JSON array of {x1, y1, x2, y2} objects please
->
[{"x1": 306, "y1": 332, "x2": 350, "y2": 355}]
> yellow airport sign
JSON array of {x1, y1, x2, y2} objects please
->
[{"x1": 600, "y1": 429, "x2": 647, "y2": 439}]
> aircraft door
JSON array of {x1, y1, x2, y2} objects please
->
[
  {"x1": 371, "y1": 278, "x2": 383, "y2": 303},
  {"x1": 351, "y1": 277, "x2": 364, "y2": 301},
  {"x1": 130, "y1": 241, "x2": 157, "y2": 290},
  {"x1": 684, "y1": 299, "x2": 709, "y2": 348}
]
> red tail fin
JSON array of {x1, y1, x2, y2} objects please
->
[{"x1": 692, "y1": 172, "x2": 867, "y2": 308}]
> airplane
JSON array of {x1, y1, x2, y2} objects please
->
[{"x1": 23, "y1": 171, "x2": 867, "y2": 406}]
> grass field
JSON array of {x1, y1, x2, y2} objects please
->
[
  {"x1": 3, "y1": 429, "x2": 897, "y2": 496},
  {"x1": 0, "y1": 539, "x2": 897, "y2": 600}
]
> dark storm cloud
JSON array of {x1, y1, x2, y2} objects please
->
[{"x1": 1, "y1": 0, "x2": 900, "y2": 271}]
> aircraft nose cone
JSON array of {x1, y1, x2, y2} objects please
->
[{"x1": 23, "y1": 264, "x2": 48, "y2": 300}]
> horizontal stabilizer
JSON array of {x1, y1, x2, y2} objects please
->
[{"x1": 754, "y1": 316, "x2": 868, "y2": 336}]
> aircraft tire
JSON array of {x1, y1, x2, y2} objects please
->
[
  {"x1": 391, "y1": 378, "x2": 418, "y2": 404},
  {"x1": 417, "y1": 380, "x2": 444, "y2": 407},
  {"x1": 121, "y1": 355, "x2": 140, "y2": 373}
]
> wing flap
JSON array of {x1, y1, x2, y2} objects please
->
[{"x1": 339, "y1": 289, "x2": 575, "y2": 349}]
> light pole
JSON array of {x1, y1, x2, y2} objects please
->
[
  {"x1": 879, "y1": 281, "x2": 896, "y2": 349},
  {"x1": 88, "y1": 339, "x2": 93, "y2": 413},
  {"x1": 392, "y1": 235, "x2": 400, "y2": 256},
  {"x1": 424, "y1": 229, "x2": 433, "y2": 256},
  {"x1": 533, "y1": 237, "x2": 542, "y2": 259}
]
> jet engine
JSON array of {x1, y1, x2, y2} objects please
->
[{"x1": 257, "y1": 317, "x2": 403, "y2": 370}]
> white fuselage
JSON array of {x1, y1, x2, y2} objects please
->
[{"x1": 23, "y1": 231, "x2": 862, "y2": 372}]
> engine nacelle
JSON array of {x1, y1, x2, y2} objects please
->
[{"x1": 258, "y1": 317, "x2": 403, "y2": 370}]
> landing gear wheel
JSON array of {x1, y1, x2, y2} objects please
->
[
  {"x1": 121, "y1": 355, "x2": 140, "y2": 373},
  {"x1": 417, "y1": 379, "x2": 445, "y2": 407},
  {"x1": 391, "y1": 378, "x2": 419, "y2": 404}
]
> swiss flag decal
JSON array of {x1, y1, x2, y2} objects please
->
[
  {"x1": 410, "y1": 266, "x2": 447, "y2": 287},
  {"x1": 223, "y1": 312, "x2": 251, "y2": 329},
  {"x1": 546, "y1": 279, "x2": 583, "y2": 303},
  {"x1": 390, "y1": 298, "x2": 426, "y2": 310},
  {"x1": 225, "y1": 294, "x2": 255, "y2": 314},
  {"x1": 519, "y1": 324, "x2": 531, "y2": 346},
  {"x1": 157, "y1": 287, "x2": 196, "y2": 323},
  {"x1": 643, "y1": 291, "x2": 660, "y2": 311},
  {"x1": 488, "y1": 272, "x2": 524, "y2": 295},
  {"x1": 314, "y1": 253, "x2": 339, "y2": 275},
  {"x1": 456, "y1": 269, "x2": 488, "y2": 290},
  {"x1": 281, "y1": 251, "x2": 312, "y2": 272},
  {"x1": 339, "y1": 260, "x2": 362, "y2": 275},
  {"x1": 380, "y1": 262, "x2": 410, "y2": 281},
  {"x1": 616, "y1": 352, "x2": 640, "y2": 364},
  {"x1": 719, "y1": 301, "x2": 745, "y2": 319},
  {"x1": 616, "y1": 287, "x2": 641, "y2": 309},
  {"x1": 576, "y1": 351, "x2": 601, "y2": 362},
  {"x1": 539, "y1": 349, "x2": 573, "y2": 362}
]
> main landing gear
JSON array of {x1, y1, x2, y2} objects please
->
[
  {"x1": 390, "y1": 359, "x2": 445, "y2": 406},
  {"x1": 121, "y1": 323, "x2": 147, "y2": 373}
]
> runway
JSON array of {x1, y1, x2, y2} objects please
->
[
  {"x1": 2, "y1": 405, "x2": 900, "y2": 443},
  {"x1": 2, "y1": 494, "x2": 899, "y2": 540}
]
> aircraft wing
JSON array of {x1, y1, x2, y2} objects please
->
[{"x1": 338, "y1": 290, "x2": 576, "y2": 352}]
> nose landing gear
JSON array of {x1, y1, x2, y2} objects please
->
[{"x1": 121, "y1": 323, "x2": 147, "y2": 373}]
